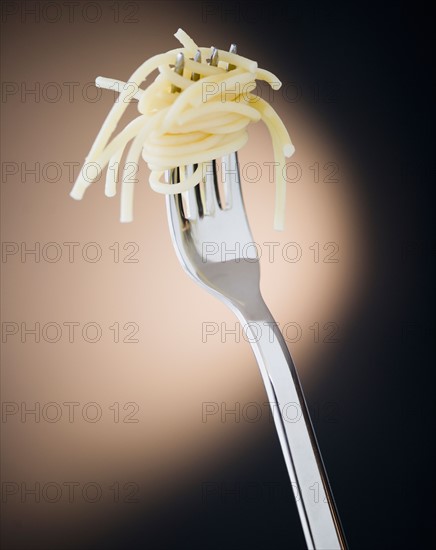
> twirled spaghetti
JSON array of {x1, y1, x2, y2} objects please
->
[{"x1": 70, "y1": 29, "x2": 295, "y2": 229}]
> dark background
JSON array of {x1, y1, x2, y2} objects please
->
[
  {"x1": 106, "y1": 2, "x2": 435, "y2": 549},
  {"x1": 2, "y1": 1, "x2": 435, "y2": 549}
]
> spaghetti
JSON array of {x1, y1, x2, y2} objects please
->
[{"x1": 70, "y1": 29, "x2": 295, "y2": 230}]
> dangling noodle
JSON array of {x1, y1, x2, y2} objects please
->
[{"x1": 69, "y1": 28, "x2": 295, "y2": 230}]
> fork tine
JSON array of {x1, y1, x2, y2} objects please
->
[
  {"x1": 182, "y1": 50, "x2": 203, "y2": 220},
  {"x1": 183, "y1": 164, "x2": 200, "y2": 219},
  {"x1": 205, "y1": 47, "x2": 222, "y2": 211},
  {"x1": 202, "y1": 162, "x2": 215, "y2": 215},
  {"x1": 167, "y1": 55, "x2": 187, "y2": 222},
  {"x1": 171, "y1": 52, "x2": 184, "y2": 93},
  {"x1": 209, "y1": 47, "x2": 219, "y2": 67},
  {"x1": 165, "y1": 167, "x2": 186, "y2": 228},
  {"x1": 221, "y1": 43, "x2": 244, "y2": 211},
  {"x1": 228, "y1": 43, "x2": 237, "y2": 70},
  {"x1": 221, "y1": 160, "x2": 232, "y2": 209},
  {"x1": 191, "y1": 49, "x2": 201, "y2": 81},
  {"x1": 222, "y1": 152, "x2": 245, "y2": 213}
]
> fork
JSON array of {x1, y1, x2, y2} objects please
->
[{"x1": 165, "y1": 46, "x2": 347, "y2": 550}]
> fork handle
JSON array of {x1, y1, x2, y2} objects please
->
[{"x1": 236, "y1": 302, "x2": 347, "y2": 550}]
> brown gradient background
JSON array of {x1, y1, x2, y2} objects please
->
[{"x1": 1, "y1": 2, "x2": 434, "y2": 550}]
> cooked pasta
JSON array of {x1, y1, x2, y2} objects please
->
[{"x1": 70, "y1": 29, "x2": 295, "y2": 229}]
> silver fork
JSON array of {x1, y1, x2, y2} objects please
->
[{"x1": 165, "y1": 47, "x2": 347, "y2": 550}]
